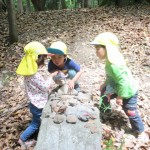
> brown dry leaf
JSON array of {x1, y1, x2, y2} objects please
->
[{"x1": 0, "y1": 5, "x2": 150, "y2": 150}]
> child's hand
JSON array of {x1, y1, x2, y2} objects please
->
[
  {"x1": 50, "y1": 71, "x2": 58, "y2": 78},
  {"x1": 116, "y1": 96, "x2": 123, "y2": 106},
  {"x1": 68, "y1": 80, "x2": 75, "y2": 89}
]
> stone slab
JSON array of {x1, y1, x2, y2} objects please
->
[{"x1": 35, "y1": 94, "x2": 101, "y2": 150}]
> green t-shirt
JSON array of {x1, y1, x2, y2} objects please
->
[{"x1": 105, "y1": 60, "x2": 138, "y2": 99}]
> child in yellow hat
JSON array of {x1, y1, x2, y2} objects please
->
[
  {"x1": 16, "y1": 41, "x2": 57, "y2": 148},
  {"x1": 90, "y1": 32, "x2": 147, "y2": 141},
  {"x1": 47, "y1": 41, "x2": 83, "y2": 92}
]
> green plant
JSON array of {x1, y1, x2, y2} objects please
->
[
  {"x1": 104, "y1": 138, "x2": 125, "y2": 150},
  {"x1": 99, "y1": 95, "x2": 111, "y2": 112},
  {"x1": 104, "y1": 138, "x2": 114, "y2": 150}
]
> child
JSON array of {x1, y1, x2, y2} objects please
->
[
  {"x1": 90, "y1": 32, "x2": 146, "y2": 141},
  {"x1": 47, "y1": 41, "x2": 83, "y2": 92},
  {"x1": 16, "y1": 41, "x2": 57, "y2": 148}
]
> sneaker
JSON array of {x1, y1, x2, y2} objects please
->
[
  {"x1": 137, "y1": 132, "x2": 149, "y2": 143},
  {"x1": 74, "y1": 84, "x2": 80, "y2": 92},
  {"x1": 18, "y1": 138, "x2": 36, "y2": 149}
]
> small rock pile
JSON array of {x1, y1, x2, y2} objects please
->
[
  {"x1": 42, "y1": 84, "x2": 101, "y2": 134},
  {"x1": 35, "y1": 80, "x2": 101, "y2": 150}
]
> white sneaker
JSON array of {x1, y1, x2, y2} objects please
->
[
  {"x1": 18, "y1": 138, "x2": 36, "y2": 149},
  {"x1": 137, "y1": 132, "x2": 149, "y2": 143}
]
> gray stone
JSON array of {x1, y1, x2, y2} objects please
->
[
  {"x1": 65, "y1": 105, "x2": 97, "y2": 122},
  {"x1": 66, "y1": 115, "x2": 78, "y2": 124},
  {"x1": 90, "y1": 126, "x2": 100, "y2": 134},
  {"x1": 53, "y1": 114, "x2": 65, "y2": 124},
  {"x1": 35, "y1": 94, "x2": 102, "y2": 150},
  {"x1": 76, "y1": 92, "x2": 91, "y2": 103}
]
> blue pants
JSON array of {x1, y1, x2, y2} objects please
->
[
  {"x1": 20, "y1": 103, "x2": 42, "y2": 142},
  {"x1": 67, "y1": 69, "x2": 77, "y2": 79},
  {"x1": 100, "y1": 87, "x2": 144, "y2": 133}
]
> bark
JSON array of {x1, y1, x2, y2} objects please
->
[
  {"x1": 26, "y1": 0, "x2": 31, "y2": 12},
  {"x1": 17, "y1": 0, "x2": 23, "y2": 13},
  {"x1": 84, "y1": 0, "x2": 91, "y2": 8},
  {"x1": 61, "y1": 0, "x2": 66, "y2": 9},
  {"x1": 0, "y1": 1, "x2": 2, "y2": 11},
  {"x1": 6, "y1": 0, "x2": 18, "y2": 43},
  {"x1": 115, "y1": 0, "x2": 130, "y2": 6},
  {"x1": 81, "y1": 0, "x2": 84, "y2": 8},
  {"x1": 31, "y1": 0, "x2": 46, "y2": 11},
  {"x1": 0, "y1": 0, "x2": 6, "y2": 11}
]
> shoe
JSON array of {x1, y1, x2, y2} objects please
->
[
  {"x1": 18, "y1": 138, "x2": 36, "y2": 149},
  {"x1": 137, "y1": 132, "x2": 149, "y2": 143},
  {"x1": 74, "y1": 84, "x2": 80, "y2": 92}
]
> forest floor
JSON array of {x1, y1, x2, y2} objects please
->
[{"x1": 0, "y1": 4, "x2": 150, "y2": 150}]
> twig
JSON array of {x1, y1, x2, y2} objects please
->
[{"x1": 1, "y1": 101, "x2": 28, "y2": 124}]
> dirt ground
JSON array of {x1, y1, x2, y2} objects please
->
[{"x1": 0, "y1": 4, "x2": 150, "y2": 149}]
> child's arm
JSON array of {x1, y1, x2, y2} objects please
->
[
  {"x1": 68, "y1": 70, "x2": 83, "y2": 89},
  {"x1": 28, "y1": 71, "x2": 58, "y2": 92}
]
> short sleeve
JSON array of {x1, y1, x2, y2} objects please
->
[{"x1": 67, "y1": 59, "x2": 80, "y2": 72}]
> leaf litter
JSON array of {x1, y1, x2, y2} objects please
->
[{"x1": 0, "y1": 4, "x2": 150, "y2": 149}]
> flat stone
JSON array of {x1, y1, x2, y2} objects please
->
[
  {"x1": 66, "y1": 115, "x2": 78, "y2": 124},
  {"x1": 53, "y1": 114, "x2": 65, "y2": 124},
  {"x1": 90, "y1": 126, "x2": 100, "y2": 134},
  {"x1": 35, "y1": 94, "x2": 102, "y2": 150}
]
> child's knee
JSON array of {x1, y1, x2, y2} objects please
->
[
  {"x1": 68, "y1": 69, "x2": 77, "y2": 79},
  {"x1": 126, "y1": 110, "x2": 136, "y2": 117}
]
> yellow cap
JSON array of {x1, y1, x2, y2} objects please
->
[{"x1": 47, "y1": 41, "x2": 67, "y2": 55}]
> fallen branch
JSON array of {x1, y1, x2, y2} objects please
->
[{"x1": 1, "y1": 101, "x2": 28, "y2": 124}]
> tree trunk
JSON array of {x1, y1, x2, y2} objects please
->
[
  {"x1": 115, "y1": 0, "x2": 130, "y2": 6},
  {"x1": 61, "y1": 0, "x2": 66, "y2": 9},
  {"x1": 26, "y1": 0, "x2": 31, "y2": 12},
  {"x1": 0, "y1": 0, "x2": 6, "y2": 11},
  {"x1": 54, "y1": 0, "x2": 60, "y2": 10},
  {"x1": 84, "y1": 0, "x2": 91, "y2": 8},
  {"x1": 56, "y1": 0, "x2": 61, "y2": 9},
  {"x1": 0, "y1": 1, "x2": 3, "y2": 11},
  {"x1": 81, "y1": 0, "x2": 84, "y2": 8},
  {"x1": 17, "y1": 0, "x2": 23, "y2": 13},
  {"x1": 6, "y1": 0, "x2": 18, "y2": 43},
  {"x1": 31, "y1": 0, "x2": 46, "y2": 11},
  {"x1": 46, "y1": 0, "x2": 54, "y2": 10}
]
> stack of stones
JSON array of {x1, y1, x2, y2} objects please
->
[{"x1": 35, "y1": 84, "x2": 101, "y2": 150}]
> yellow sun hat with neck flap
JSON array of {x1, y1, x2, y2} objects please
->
[
  {"x1": 16, "y1": 41, "x2": 49, "y2": 76},
  {"x1": 90, "y1": 32, "x2": 126, "y2": 66}
]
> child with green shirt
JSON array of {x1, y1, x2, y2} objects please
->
[{"x1": 90, "y1": 32, "x2": 147, "y2": 141}]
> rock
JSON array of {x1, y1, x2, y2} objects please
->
[
  {"x1": 36, "y1": 95, "x2": 101, "y2": 150},
  {"x1": 65, "y1": 105, "x2": 97, "y2": 122},
  {"x1": 50, "y1": 100, "x2": 59, "y2": 112},
  {"x1": 51, "y1": 100, "x2": 67, "y2": 114},
  {"x1": 58, "y1": 83, "x2": 69, "y2": 94},
  {"x1": 76, "y1": 92, "x2": 91, "y2": 103},
  {"x1": 53, "y1": 114, "x2": 65, "y2": 124},
  {"x1": 90, "y1": 126, "x2": 100, "y2": 134},
  {"x1": 84, "y1": 123, "x2": 94, "y2": 128},
  {"x1": 50, "y1": 112, "x2": 56, "y2": 119},
  {"x1": 57, "y1": 103, "x2": 67, "y2": 114},
  {"x1": 66, "y1": 115, "x2": 78, "y2": 124}
]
